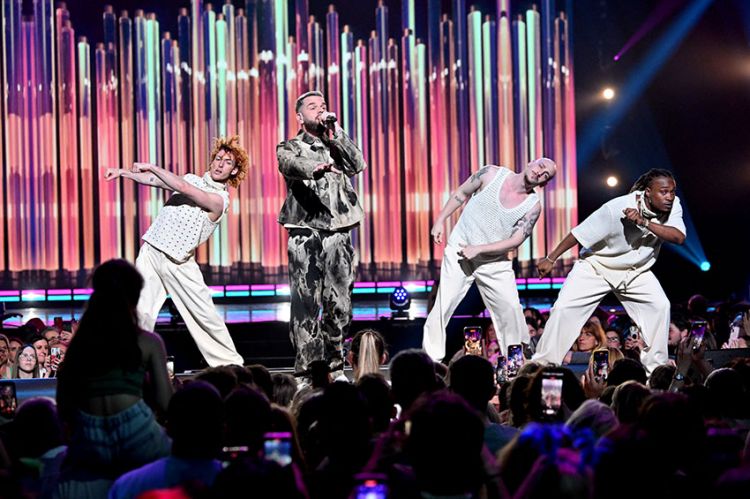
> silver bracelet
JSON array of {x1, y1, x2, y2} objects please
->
[{"x1": 543, "y1": 256, "x2": 555, "y2": 264}]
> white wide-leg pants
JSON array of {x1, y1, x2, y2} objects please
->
[
  {"x1": 135, "y1": 243, "x2": 244, "y2": 367},
  {"x1": 532, "y1": 260, "x2": 670, "y2": 374},
  {"x1": 422, "y1": 243, "x2": 528, "y2": 360}
]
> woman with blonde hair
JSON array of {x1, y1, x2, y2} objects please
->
[{"x1": 347, "y1": 329, "x2": 388, "y2": 382}]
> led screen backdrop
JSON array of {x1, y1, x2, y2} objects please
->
[{"x1": 1, "y1": 0, "x2": 577, "y2": 281}]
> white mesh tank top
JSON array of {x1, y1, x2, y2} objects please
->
[{"x1": 448, "y1": 167, "x2": 539, "y2": 247}]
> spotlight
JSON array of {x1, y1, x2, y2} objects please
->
[
  {"x1": 700, "y1": 261, "x2": 711, "y2": 272},
  {"x1": 602, "y1": 87, "x2": 615, "y2": 100},
  {"x1": 390, "y1": 286, "x2": 411, "y2": 319},
  {"x1": 606, "y1": 176, "x2": 618, "y2": 187}
]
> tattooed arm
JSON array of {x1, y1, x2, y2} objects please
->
[
  {"x1": 458, "y1": 202, "x2": 542, "y2": 259},
  {"x1": 104, "y1": 167, "x2": 171, "y2": 190},
  {"x1": 431, "y1": 166, "x2": 498, "y2": 243}
]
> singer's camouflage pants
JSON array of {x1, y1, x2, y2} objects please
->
[{"x1": 287, "y1": 228, "x2": 356, "y2": 374}]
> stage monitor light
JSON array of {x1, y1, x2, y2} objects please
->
[
  {"x1": 390, "y1": 286, "x2": 411, "y2": 312},
  {"x1": 602, "y1": 87, "x2": 615, "y2": 100},
  {"x1": 606, "y1": 176, "x2": 619, "y2": 187},
  {"x1": 700, "y1": 261, "x2": 711, "y2": 272}
]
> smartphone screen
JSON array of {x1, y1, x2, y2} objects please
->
[
  {"x1": 495, "y1": 355, "x2": 507, "y2": 385},
  {"x1": 0, "y1": 382, "x2": 17, "y2": 419},
  {"x1": 690, "y1": 321, "x2": 707, "y2": 350},
  {"x1": 463, "y1": 326, "x2": 484, "y2": 356},
  {"x1": 593, "y1": 349, "x2": 609, "y2": 382},
  {"x1": 506, "y1": 344, "x2": 523, "y2": 378},
  {"x1": 166, "y1": 356, "x2": 175, "y2": 380},
  {"x1": 220, "y1": 445, "x2": 250, "y2": 466},
  {"x1": 263, "y1": 432, "x2": 292, "y2": 467},
  {"x1": 541, "y1": 371, "x2": 564, "y2": 417}
]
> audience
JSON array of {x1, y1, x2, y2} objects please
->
[{"x1": 2, "y1": 276, "x2": 750, "y2": 497}]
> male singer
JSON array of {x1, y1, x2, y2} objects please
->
[{"x1": 277, "y1": 91, "x2": 367, "y2": 378}]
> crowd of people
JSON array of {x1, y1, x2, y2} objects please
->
[{"x1": 0, "y1": 258, "x2": 748, "y2": 498}]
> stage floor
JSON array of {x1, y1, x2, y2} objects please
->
[{"x1": 2, "y1": 296, "x2": 561, "y2": 327}]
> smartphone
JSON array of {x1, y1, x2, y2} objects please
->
[
  {"x1": 166, "y1": 356, "x2": 175, "y2": 380},
  {"x1": 540, "y1": 370, "x2": 564, "y2": 417},
  {"x1": 593, "y1": 349, "x2": 609, "y2": 383},
  {"x1": 690, "y1": 321, "x2": 707, "y2": 351},
  {"x1": 354, "y1": 474, "x2": 388, "y2": 499},
  {"x1": 50, "y1": 346, "x2": 63, "y2": 370},
  {"x1": 506, "y1": 344, "x2": 523, "y2": 378},
  {"x1": 463, "y1": 326, "x2": 484, "y2": 356},
  {"x1": 495, "y1": 355, "x2": 508, "y2": 385},
  {"x1": 53, "y1": 316, "x2": 63, "y2": 331},
  {"x1": 263, "y1": 432, "x2": 292, "y2": 467},
  {"x1": 0, "y1": 382, "x2": 17, "y2": 419},
  {"x1": 220, "y1": 445, "x2": 250, "y2": 465},
  {"x1": 628, "y1": 325, "x2": 641, "y2": 341}
]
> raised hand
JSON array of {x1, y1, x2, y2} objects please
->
[{"x1": 104, "y1": 168, "x2": 122, "y2": 181}]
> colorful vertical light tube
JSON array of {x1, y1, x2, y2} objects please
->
[
  {"x1": 497, "y1": 11, "x2": 514, "y2": 168},
  {"x1": 77, "y1": 36, "x2": 95, "y2": 268},
  {"x1": 326, "y1": 5, "x2": 340, "y2": 115},
  {"x1": 214, "y1": 13, "x2": 232, "y2": 267},
  {"x1": 402, "y1": 28, "x2": 416, "y2": 265},
  {"x1": 295, "y1": 0, "x2": 310, "y2": 94},
  {"x1": 35, "y1": 0, "x2": 58, "y2": 270},
  {"x1": 258, "y1": 0, "x2": 281, "y2": 268},
  {"x1": 2, "y1": 0, "x2": 22, "y2": 270},
  {"x1": 120, "y1": 11, "x2": 137, "y2": 260},
  {"x1": 177, "y1": 8, "x2": 192, "y2": 177},
  {"x1": 386, "y1": 38, "x2": 403, "y2": 265},
  {"x1": 559, "y1": 11, "x2": 578, "y2": 260},
  {"x1": 526, "y1": 6, "x2": 544, "y2": 259},
  {"x1": 512, "y1": 15, "x2": 529, "y2": 261},
  {"x1": 354, "y1": 39, "x2": 371, "y2": 266},
  {"x1": 367, "y1": 31, "x2": 385, "y2": 265},
  {"x1": 452, "y1": 0, "x2": 470, "y2": 180},
  {"x1": 415, "y1": 41, "x2": 429, "y2": 264},
  {"x1": 56, "y1": 7, "x2": 80, "y2": 270},
  {"x1": 340, "y1": 26, "x2": 354, "y2": 133},
  {"x1": 467, "y1": 8, "x2": 484, "y2": 170},
  {"x1": 482, "y1": 15, "x2": 499, "y2": 165},
  {"x1": 95, "y1": 40, "x2": 120, "y2": 262}
]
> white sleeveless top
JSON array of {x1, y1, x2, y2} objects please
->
[
  {"x1": 142, "y1": 173, "x2": 230, "y2": 263},
  {"x1": 448, "y1": 167, "x2": 539, "y2": 248}
]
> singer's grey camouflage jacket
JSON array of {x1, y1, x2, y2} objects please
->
[{"x1": 277, "y1": 129, "x2": 366, "y2": 231}]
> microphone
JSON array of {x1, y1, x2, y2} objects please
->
[{"x1": 321, "y1": 112, "x2": 337, "y2": 125}]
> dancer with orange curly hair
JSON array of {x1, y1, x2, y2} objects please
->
[{"x1": 104, "y1": 136, "x2": 248, "y2": 367}]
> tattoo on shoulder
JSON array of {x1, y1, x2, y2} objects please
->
[
  {"x1": 511, "y1": 204, "x2": 542, "y2": 239},
  {"x1": 470, "y1": 166, "x2": 492, "y2": 184}
]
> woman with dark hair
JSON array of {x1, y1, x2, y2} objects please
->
[
  {"x1": 55, "y1": 259, "x2": 172, "y2": 497},
  {"x1": 10, "y1": 345, "x2": 41, "y2": 379}
]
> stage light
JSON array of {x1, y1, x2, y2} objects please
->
[
  {"x1": 390, "y1": 286, "x2": 411, "y2": 318},
  {"x1": 602, "y1": 87, "x2": 615, "y2": 100},
  {"x1": 606, "y1": 176, "x2": 619, "y2": 187},
  {"x1": 700, "y1": 261, "x2": 711, "y2": 272}
]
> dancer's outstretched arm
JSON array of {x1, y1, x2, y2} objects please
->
[{"x1": 105, "y1": 163, "x2": 225, "y2": 219}]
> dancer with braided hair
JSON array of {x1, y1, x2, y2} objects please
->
[{"x1": 532, "y1": 169, "x2": 686, "y2": 373}]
